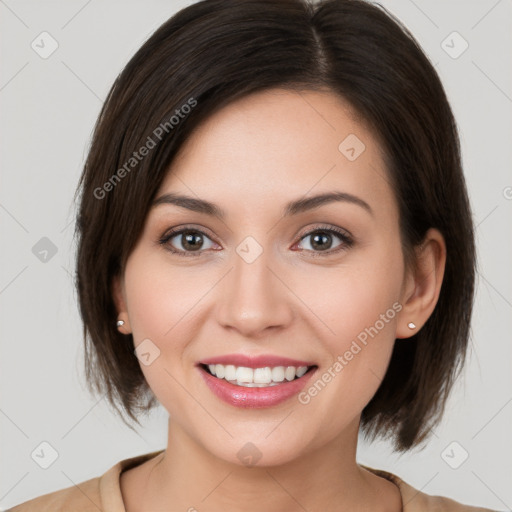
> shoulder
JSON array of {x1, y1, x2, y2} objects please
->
[
  {"x1": 398, "y1": 480, "x2": 499, "y2": 512},
  {"x1": 360, "y1": 465, "x2": 500, "y2": 512},
  {"x1": 6, "y1": 450, "x2": 164, "y2": 512},
  {"x1": 6, "y1": 476, "x2": 102, "y2": 512}
]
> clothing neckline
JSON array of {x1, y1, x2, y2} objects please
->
[{"x1": 99, "y1": 449, "x2": 419, "y2": 512}]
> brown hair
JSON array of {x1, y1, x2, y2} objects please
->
[{"x1": 74, "y1": 0, "x2": 476, "y2": 452}]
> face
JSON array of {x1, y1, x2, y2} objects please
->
[{"x1": 116, "y1": 88, "x2": 409, "y2": 466}]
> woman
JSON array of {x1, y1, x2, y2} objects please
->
[{"x1": 9, "y1": 0, "x2": 500, "y2": 510}]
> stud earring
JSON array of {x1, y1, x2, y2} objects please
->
[
  {"x1": 116, "y1": 320, "x2": 125, "y2": 328},
  {"x1": 407, "y1": 322, "x2": 416, "y2": 329}
]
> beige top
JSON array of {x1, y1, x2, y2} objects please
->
[{"x1": 8, "y1": 450, "x2": 498, "y2": 511}]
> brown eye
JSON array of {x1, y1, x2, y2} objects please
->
[
  {"x1": 177, "y1": 231, "x2": 205, "y2": 251},
  {"x1": 159, "y1": 227, "x2": 217, "y2": 256},
  {"x1": 295, "y1": 226, "x2": 353, "y2": 256},
  {"x1": 302, "y1": 231, "x2": 336, "y2": 251}
]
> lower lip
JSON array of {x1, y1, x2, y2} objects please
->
[{"x1": 197, "y1": 365, "x2": 317, "y2": 408}]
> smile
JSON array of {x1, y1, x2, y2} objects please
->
[{"x1": 197, "y1": 355, "x2": 318, "y2": 408}]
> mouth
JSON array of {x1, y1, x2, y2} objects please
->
[{"x1": 196, "y1": 357, "x2": 318, "y2": 408}]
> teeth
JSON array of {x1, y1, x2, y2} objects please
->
[
  {"x1": 224, "y1": 364, "x2": 237, "y2": 381},
  {"x1": 271, "y1": 366, "x2": 285, "y2": 382},
  {"x1": 236, "y1": 366, "x2": 253, "y2": 383},
  {"x1": 284, "y1": 366, "x2": 296, "y2": 381},
  {"x1": 205, "y1": 364, "x2": 310, "y2": 387},
  {"x1": 254, "y1": 367, "x2": 272, "y2": 384},
  {"x1": 296, "y1": 366, "x2": 308, "y2": 378}
]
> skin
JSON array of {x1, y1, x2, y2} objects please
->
[{"x1": 114, "y1": 88, "x2": 446, "y2": 512}]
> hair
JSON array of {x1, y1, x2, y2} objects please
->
[{"x1": 74, "y1": 0, "x2": 476, "y2": 452}]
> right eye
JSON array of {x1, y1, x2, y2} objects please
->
[{"x1": 158, "y1": 227, "x2": 219, "y2": 257}]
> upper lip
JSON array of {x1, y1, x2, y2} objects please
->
[{"x1": 198, "y1": 354, "x2": 316, "y2": 369}]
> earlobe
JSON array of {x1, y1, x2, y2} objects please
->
[{"x1": 396, "y1": 228, "x2": 446, "y2": 339}]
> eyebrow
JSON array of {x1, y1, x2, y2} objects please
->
[{"x1": 152, "y1": 191, "x2": 373, "y2": 219}]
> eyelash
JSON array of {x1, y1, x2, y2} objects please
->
[{"x1": 158, "y1": 224, "x2": 354, "y2": 258}]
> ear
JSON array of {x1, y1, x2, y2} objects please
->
[
  {"x1": 112, "y1": 273, "x2": 132, "y2": 334},
  {"x1": 396, "y1": 228, "x2": 446, "y2": 339}
]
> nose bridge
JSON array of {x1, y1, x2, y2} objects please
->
[{"x1": 216, "y1": 237, "x2": 292, "y2": 335}]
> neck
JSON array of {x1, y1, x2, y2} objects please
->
[{"x1": 131, "y1": 417, "x2": 401, "y2": 512}]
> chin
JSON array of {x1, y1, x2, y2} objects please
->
[{"x1": 200, "y1": 432, "x2": 310, "y2": 469}]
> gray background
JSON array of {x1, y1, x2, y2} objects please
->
[{"x1": 1, "y1": 0, "x2": 511, "y2": 510}]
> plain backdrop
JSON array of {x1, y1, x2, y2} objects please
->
[{"x1": 1, "y1": 0, "x2": 511, "y2": 510}]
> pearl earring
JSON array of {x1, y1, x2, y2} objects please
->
[
  {"x1": 116, "y1": 320, "x2": 125, "y2": 327},
  {"x1": 407, "y1": 322, "x2": 416, "y2": 329}
]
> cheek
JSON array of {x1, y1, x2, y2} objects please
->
[
  {"x1": 298, "y1": 240, "x2": 404, "y2": 348},
  {"x1": 122, "y1": 249, "x2": 208, "y2": 386},
  {"x1": 123, "y1": 249, "x2": 197, "y2": 341}
]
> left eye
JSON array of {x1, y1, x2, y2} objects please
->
[{"x1": 295, "y1": 229, "x2": 349, "y2": 253}]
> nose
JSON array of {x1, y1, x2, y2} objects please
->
[{"x1": 216, "y1": 247, "x2": 294, "y2": 338}]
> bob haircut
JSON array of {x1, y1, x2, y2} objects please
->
[{"x1": 74, "y1": 0, "x2": 476, "y2": 452}]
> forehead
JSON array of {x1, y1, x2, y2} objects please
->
[{"x1": 158, "y1": 88, "x2": 396, "y2": 221}]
